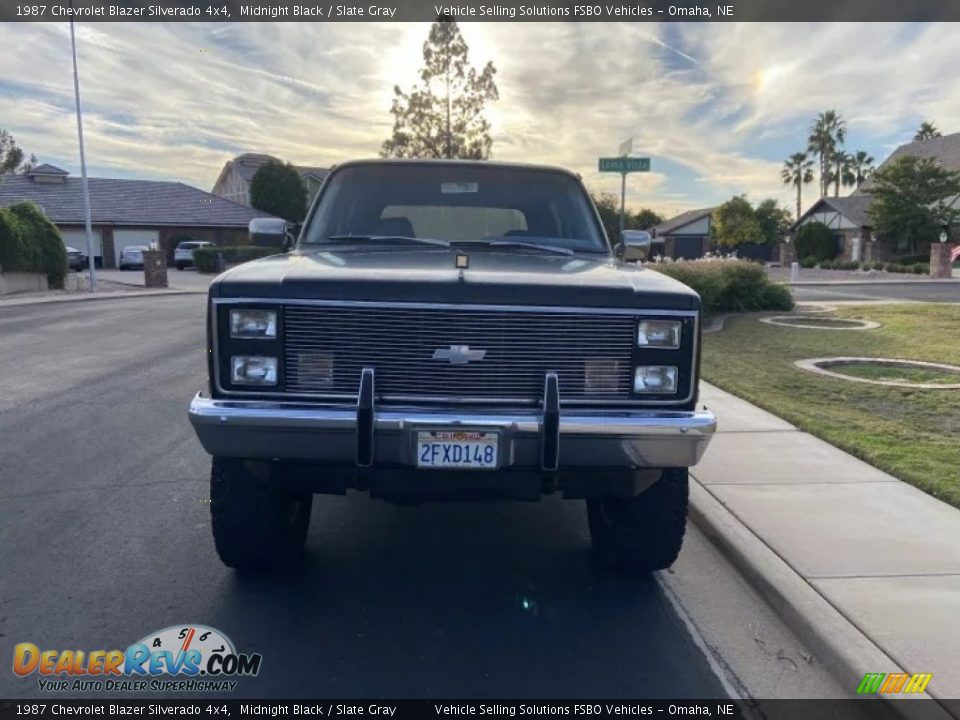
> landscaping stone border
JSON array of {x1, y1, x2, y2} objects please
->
[
  {"x1": 761, "y1": 315, "x2": 881, "y2": 330},
  {"x1": 795, "y1": 357, "x2": 960, "y2": 389}
]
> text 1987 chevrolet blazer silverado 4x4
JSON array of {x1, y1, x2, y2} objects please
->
[{"x1": 188, "y1": 160, "x2": 716, "y2": 574}]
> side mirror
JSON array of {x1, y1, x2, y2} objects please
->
[
  {"x1": 249, "y1": 217, "x2": 287, "y2": 249},
  {"x1": 621, "y1": 230, "x2": 652, "y2": 262}
]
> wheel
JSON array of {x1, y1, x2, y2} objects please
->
[
  {"x1": 210, "y1": 457, "x2": 313, "y2": 573},
  {"x1": 176, "y1": 264, "x2": 184, "y2": 271},
  {"x1": 587, "y1": 468, "x2": 689, "y2": 574}
]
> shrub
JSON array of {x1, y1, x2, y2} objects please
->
[
  {"x1": 193, "y1": 245, "x2": 277, "y2": 273},
  {"x1": 794, "y1": 222, "x2": 837, "y2": 262},
  {"x1": 818, "y1": 260, "x2": 835, "y2": 270},
  {"x1": 800, "y1": 256, "x2": 817, "y2": 268},
  {"x1": 0, "y1": 202, "x2": 67, "y2": 289},
  {"x1": 913, "y1": 263, "x2": 929, "y2": 274},
  {"x1": 652, "y1": 259, "x2": 793, "y2": 314},
  {"x1": 871, "y1": 261, "x2": 885, "y2": 271}
]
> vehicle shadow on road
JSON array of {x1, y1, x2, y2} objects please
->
[{"x1": 201, "y1": 494, "x2": 723, "y2": 699}]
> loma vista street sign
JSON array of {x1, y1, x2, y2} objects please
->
[{"x1": 599, "y1": 157, "x2": 651, "y2": 173}]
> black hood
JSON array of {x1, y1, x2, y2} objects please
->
[{"x1": 211, "y1": 247, "x2": 701, "y2": 310}]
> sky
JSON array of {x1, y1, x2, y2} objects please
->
[{"x1": 0, "y1": 21, "x2": 956, "y2": 219}]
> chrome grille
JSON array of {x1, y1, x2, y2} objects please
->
[{"x1": 283, "y1": 305, "x2": 637, "y2": 402}]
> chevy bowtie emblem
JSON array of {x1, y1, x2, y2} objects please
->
[{"x1": 432, "y1": 345, "x2": 487, "y2": 364}]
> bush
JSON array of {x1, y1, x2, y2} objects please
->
[
  {"x1": 0, "y1": 202, "x2": 67, "y2": 289},
  {"x1": 896, "y1": 254, "x2": 928, "y2": 265},
  {"x1": 871, "y1": 261, "x2": 885, "y2": 271},
  {"x1": 818, "y1": 260, "x2": 835, "y2": 270},
  {"x1": 800, "y1": 256, "x2": 817, "y2": 268},
  {"x1": 652, "y1": 259, "x2": 793, "y2": 314},
  {"x1": 193, "y1": 245, "x2": 277, "y2": 273},
  {"x1": 794, "y1": 222, "x2": 838, "y2": 262},
  {"x1": 913, "y1": 263, "x2": 929, "y2": 274}
]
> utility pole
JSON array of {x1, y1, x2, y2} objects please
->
[{"x1": 69, "y1": 7, "x2": 96, "y2": 291}]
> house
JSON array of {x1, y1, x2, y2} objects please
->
[
  {"x1": 0, "y1": 164, "x2": 277, "y2": 267},
  {"x1": 211, "y1": 153, "x2": 329, "y2": 208},
  {"x1": 794, "y1": 131, "x2": 960, "y2": 260},
  {"x1": 651, "y1": 208, "x2": 715, "y2": 259}
]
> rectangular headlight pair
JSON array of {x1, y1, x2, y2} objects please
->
[{"x1": 230, "y1": 309, "x2": 277, "y2": 339}]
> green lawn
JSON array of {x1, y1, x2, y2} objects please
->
[
  {"x1": 701, "y1": 304, "x2": 960, "y2": 507},
  {"x1": 830, "y1": 362, "x2": 960, "y2": 385}
]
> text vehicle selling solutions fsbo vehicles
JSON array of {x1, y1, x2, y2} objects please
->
[{"x1": 188, "y1": 160, "x2": 716, "y2": 574}]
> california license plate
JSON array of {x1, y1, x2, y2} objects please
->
[{"x1": 416, "y1": 431, "x2": 499, "y2": 470}]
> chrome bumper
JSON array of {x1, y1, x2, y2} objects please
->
[{"x1": 188, "y1": 393, "x2": 716, "y2": 470}]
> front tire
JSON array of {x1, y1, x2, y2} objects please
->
[
  {"x1": 587, "y1": 468, "x2": 689, "y2": 574},
  {"x1": 210, "y1": 457, "x2": 313, "y2": 573}
]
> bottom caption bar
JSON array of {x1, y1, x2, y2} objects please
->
[{"x1": 2, "y1": 700, "x2": 954, "y2": 720}]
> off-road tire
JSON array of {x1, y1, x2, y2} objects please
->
[
  {"x1": 587, "y1": 468, "x2": 689, "y2": 573},
  {"x1": 210, "y1": 457, "x2": 313, "y2": 573}
]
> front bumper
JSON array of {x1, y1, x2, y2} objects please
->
[{"x1": 188, "y1": 393, "x2": 716, "y2": 470}]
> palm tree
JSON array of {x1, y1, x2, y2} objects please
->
[
  {"x1": 808, "y1": 110, "x2": 846, "y2": 197},
  {"x1": 843, "y1": 150, "x2": 875, "y2": 189},
  {"x1": 782, "y1": 152, "x2": 815, "y2": 223},
  {"x1": 914, "y1": 121, "x2": 941, "y2": 141}
]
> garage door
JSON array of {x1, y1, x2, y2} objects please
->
[
  {"x1": 672, "y1": 236, "x2": 705, "y2": 260},
  {"x1": 113, "y1": 230, "x2": 159, "y2": 267},
  {"x1": 61, "y1": 229, "x2": 102, "y2": 260}
]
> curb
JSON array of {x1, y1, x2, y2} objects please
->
[
  {"x1": 785, "y1": 279, "x2": 960, "y2": 286},
  {"x1": 687, "y1": 479, "x2": 952, "y2": 719},
  {"x1": 0, "y1": 289, "x2": 204, "y2": 309}
]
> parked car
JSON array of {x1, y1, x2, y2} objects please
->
[
  {"x1": 188, "y1": 159, "x2": 716, "y2": 575},
  {"x1": 118, "y1": 245, "x2": 148, "y2": 270},
  {"x1": 65, "y1": 246, "x2": 87, "y2": 272},
  {"x1": 174, "y1": 240, "x2": 214, "y2": 270}
]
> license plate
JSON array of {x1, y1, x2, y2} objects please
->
[{"x1": 416, "y1": 431, "x2": 499, "y2": 470}]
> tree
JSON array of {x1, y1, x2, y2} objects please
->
[
  {"x1": 807, "y1": 110, "x2": 846, "y2": 197},
  {"x1": 781, "y1": 151, "x2": 814, "y2": 222},
  {"x1": 711, "y1": 196, "x2": 763, "y2": 248},
  {"x1": 381, "y1": 21, "x2": 498, "y2": 160},
  {"x1": 754, "y1": 199, "x2": 792, "y2": 246},
  {"x1": 914, "y1": 121, "x2": 941, "y2": 141},
  {"x1": 795, "y1": 222, "x2": 837, "y2": 262},
  {"x1": 249, "y1": 160, "x2": 307, "y2": 223},
  {"x1": 0, "y1": 129, "x2": 37, "y2": 174},
  {"x1": 843, "y1": 150, "x2": 875, "y2": 189},
  {"x1": 633, "y1": 208, "x2": 664, "y2": 230},
  {"x1": 589, "y1": 192, "x2": 664, "y2": 246},
  {"x1": 866, "y1": 156, "x2": 960, "y2": 254}
]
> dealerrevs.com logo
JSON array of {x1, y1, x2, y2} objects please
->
[{"x1": 13, "y1": 625, "x2": 262, "y2": 692}]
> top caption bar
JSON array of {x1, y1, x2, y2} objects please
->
[{"x1": 3, "y1": 0, "x2": 958, "y2": 21}]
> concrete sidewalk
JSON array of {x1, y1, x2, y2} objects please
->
[{"x1": 691, "y1": 382, "x2": 960, "y2": 702}]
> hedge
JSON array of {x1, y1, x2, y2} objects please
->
[
  {"x1": 0, "y1": 202, "x2": 67, "y2": 289},
  {"x1": 652, "y1": 259, "x2": 794, "y2": 314},
  {"x1": 193, "y1": 245, "x2": 277, "y2": 273},
  {"x1": 794, "y1": 222, "x2": 837, "y2": 262}
]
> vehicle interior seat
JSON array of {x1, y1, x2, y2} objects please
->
[{"x1": 366, "y1": 217, "x2": 416, "y2": 238}]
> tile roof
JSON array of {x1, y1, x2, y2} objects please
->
[
  {"x1": 0, "y1": 174, "x2": 277, "y2": 227},
  {"x1": 27, "y1": 163, "x2": 69, "y2": 176},
  {"x1": 855, "y1": 131, "x2": 960, "y2": 195},
  {"x1": 652, "y1": 207, "x2": 715, "y2": 236}
]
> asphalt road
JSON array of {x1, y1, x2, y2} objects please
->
[
  {"x1": 0, "y1": 295, "x2": 730, "y2": 700},
  {"x1": 791, "y1": 281, "x2": 960, "y2": 303}
]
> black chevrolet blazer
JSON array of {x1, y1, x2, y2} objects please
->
[{"x1": 189, "y1": 159, "x2": 716, "y2": 575}]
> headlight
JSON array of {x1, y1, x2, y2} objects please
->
[
  {"x1": 634, "y1": 366, "x2": 678, "y2": 394},
  {"x1": 637, "y1": 320, "x2": 681, "y2": 348},
  {"x1": 230, "y1": 309, "x2": 277, "y2": 339},
  {"x1": 231, "y1": 356, "x2": 278, "y2": 385}
]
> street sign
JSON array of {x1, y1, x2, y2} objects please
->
[
  {"x1": 599, "y1": 157, "x2": 650, "y2": 173},
  {"x1": 618, "y1": 137, "x2": 633, "y2": 156}
]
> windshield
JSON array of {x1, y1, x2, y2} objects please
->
[{"x1": 301, "y1": 164, "x2": 608, "y2": 253}]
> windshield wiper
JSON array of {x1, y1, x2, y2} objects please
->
[
  {"x1": 453, "y1": 239, "x2": 574, "y2": 256},
  {"x1": 325, "y1": 234, "x2": 450, "y2": 248}
]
